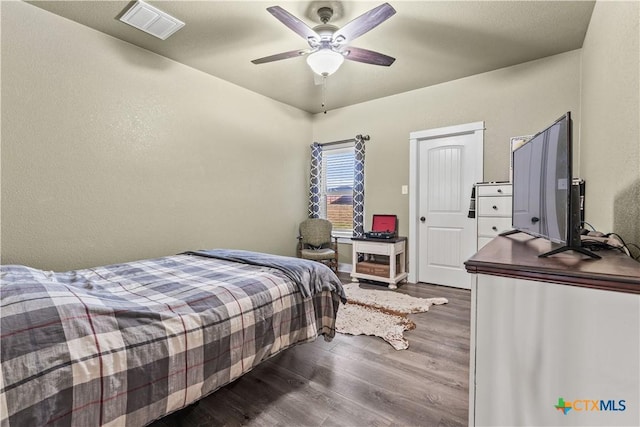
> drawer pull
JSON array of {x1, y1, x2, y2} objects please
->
[
  {"x1": 497, "y1": 188, "x2": 503, "y2": 193},
  {"x1": 492, "y1": 205, "x2": 498, "y2": 210},
  {"x1": 492, "y1": 226, "x2": 498, "y2": 231}
]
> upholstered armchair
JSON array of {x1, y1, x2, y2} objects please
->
[{"x1": 297, "y1": 218, "x2": 339, "y2": 273}]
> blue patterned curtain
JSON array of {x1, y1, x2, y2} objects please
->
[
  {"x1": 352, "y1": 135, "x2": 366, "y2": 237},
  {"x1": 308, "y1": 142, "x2": 322, "y2": 218}
]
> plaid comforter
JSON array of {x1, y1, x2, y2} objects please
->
[{"x1": 0, "y1": 252, "x2": 344, "y2": 426}]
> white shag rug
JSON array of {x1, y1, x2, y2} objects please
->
[{"x1": 335, "y1": 283, "x2": 448, "y2": 350}]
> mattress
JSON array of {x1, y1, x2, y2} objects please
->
[{"x1": 0, "y1": 251, "x2": 344, "y2": 426}]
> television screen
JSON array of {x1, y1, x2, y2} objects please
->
[
  {"x1": 512, "y1": 113, "x2": 571, "y2": 244},
  {"x1": 509, "y1": 112, "x2": 599, "y2": 258}
]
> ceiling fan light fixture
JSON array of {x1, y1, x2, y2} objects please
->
[{"x1": 306, "y1": 49, "x2": 344, "y2": 76}]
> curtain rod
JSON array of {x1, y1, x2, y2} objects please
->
[{"x1": 315, "y1": 135, "x2": 370, "y2": 147}]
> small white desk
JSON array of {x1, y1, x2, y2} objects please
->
[{"x1": 351, "y1": 237, "x2": 408, "y2": 289}]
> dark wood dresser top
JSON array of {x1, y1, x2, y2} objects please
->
[{"x1": 465, "y1": 234, "x2": 640, "y2": 294}]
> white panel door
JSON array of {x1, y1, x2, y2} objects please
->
[{"x1": 409, "y1": 122, "x2": 483, "y2": 289}]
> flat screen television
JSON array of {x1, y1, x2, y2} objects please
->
[{"x1": 504, "y1": 112, "x2": 599, "y2": 258}]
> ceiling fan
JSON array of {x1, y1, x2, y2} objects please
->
[{"x1": 251, "y1": 2, "x2": 396, "y2": 77}]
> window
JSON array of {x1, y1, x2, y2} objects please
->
[{"x1": 321, "y1": 145, "x2": 355, "y2": 236}]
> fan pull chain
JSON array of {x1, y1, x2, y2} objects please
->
[{"x1": 321, "y1": 75, "x2": 328, "y2": 114}]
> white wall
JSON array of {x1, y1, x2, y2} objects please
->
[
  {"x1": 3, "y1": 1, "x2": 637, "y2": 271},
  {"x1": 580, "y1": 0, "x2": 640, "y2": 251},
  {"x1": 1, "y1": 2, "x2": 311, "y2": 271},
  {"x1": 312, "y1": 51, "x2": 582, "y2": 265}
]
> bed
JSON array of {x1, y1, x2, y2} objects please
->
[{"x1": 0, "y1": 249, "x2": 346, "y2": 426}]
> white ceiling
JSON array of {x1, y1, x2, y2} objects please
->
[{"x1": 27, "y1": 1, "x2": 596, "y2": 114}]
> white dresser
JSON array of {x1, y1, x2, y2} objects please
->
[
  {"x1": 476, "y1": 182, "x2": 512, "y2": 250},
  {"x1": 465, "y1": 236, "x2": 640, "y2": 427}
]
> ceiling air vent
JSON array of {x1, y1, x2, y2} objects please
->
[{"x1": 119, "y1": 0, "x2": 185, "y2": 40}]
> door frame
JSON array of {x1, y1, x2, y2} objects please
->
[{"x1": 408, "y1": 121, "x2": 484, "y2": 283}]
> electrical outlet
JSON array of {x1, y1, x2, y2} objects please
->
[{"x1": 401, "y1": 185, "x2": 408, "y2": 195}]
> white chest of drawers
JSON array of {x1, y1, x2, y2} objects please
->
[{"x1": 476, "y1": 183, "x2": 512, "y2": 250}]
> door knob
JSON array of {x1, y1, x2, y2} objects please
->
[{"x1": 420, "y1": 216, "x2": 426, "y2": 222}]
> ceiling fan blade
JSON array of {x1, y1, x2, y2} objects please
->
[
  {"x1": 267, "y1": 6, "x2": 320, "y2": 44},
  {"x1": 332, "y1": 3, "x2": 396, "y2": 45},
  {"x1": 343, "y1": 47, "x2": 395, "y2": 66},
  {"x1": 251, "y1": 49, "x2": 312, "y2": 64}
]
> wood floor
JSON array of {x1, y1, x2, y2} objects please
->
[{"x1": 150, "y1": 275, "x2": 471, "y2": 427}]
